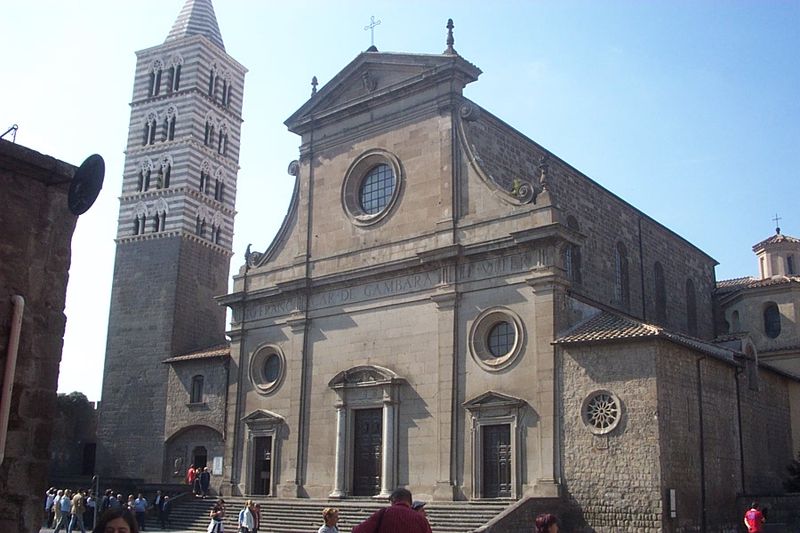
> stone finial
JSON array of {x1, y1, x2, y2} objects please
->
[
  {"x1": 311, "y1": 76, "x2": 318, "y2": 96},
  {"x1": 444, "y1": 18, "x2": 457, "y2": 55}
]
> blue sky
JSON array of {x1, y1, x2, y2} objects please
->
[{"x1": 2, "y1": 1, "x2": 798, "y2": 400}]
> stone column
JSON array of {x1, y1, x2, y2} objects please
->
[
  {"x1": 379, "y1": 396, "x2": 395, "y2": 498},
  {"x1": 431, "y1": 286, "x2": 458, "y2": 500},
  {"x1": 329, "y1": 402, "x2": 347, "y2": 498}
]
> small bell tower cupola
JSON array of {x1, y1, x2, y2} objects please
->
[{"x1": 752, "y1": 217, "x2": 800, "y2": 279}]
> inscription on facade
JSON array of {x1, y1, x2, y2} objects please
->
[
  {"x1": 458, "y1": 250, "x2": 537, "y2": 281},
  {"x1": 233, "y1": 296, "x2": 299, "y2": 323},
  {"x1": 311, "y1": 271, "x2": 439, "y2": 309}
]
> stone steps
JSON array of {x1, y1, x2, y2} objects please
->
[{"x1": 166, "y1": 495, "x2": 510, "y2": 533}]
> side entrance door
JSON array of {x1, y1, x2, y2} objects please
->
[
  {"x1": 252, "y1": 436, "x2": 272, "y2": 495},
  {"x1": 352, "y1": 408, "x2": 382, "y2": 496},
  {"x1": 482, "y1": 424, "x2": 511, "y2": 498}
]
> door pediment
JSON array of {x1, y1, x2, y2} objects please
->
[
  {"x1": 242, "y1": 409, "x2": 284, "y2": 430},
  {"x1": 464, "y1": 391, "x2": 528, "y2": 414}
]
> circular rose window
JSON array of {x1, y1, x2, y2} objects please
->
[
  {"x1": 342, "y1": 149, "x2": 403, "y2": 226},
  {"x1": 581, "y1": 390, "x2": 622, "y2": 435},
  {"x1": 249, "y1": 345, "x2": 286, "y2": 395},
  {"x1": 468, "y1": 307, "x2": 525, "y2": 371}
]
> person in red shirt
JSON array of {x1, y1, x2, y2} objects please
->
[
  {"x1": 353, "y1": 488, "x2": 432, "y2": 533},
  {"x1": 744, "y1": 501, "x2": 765, "y2": 533},
  {"x1": 186, "y1": 464, "x2": 197, "y2": 495}
]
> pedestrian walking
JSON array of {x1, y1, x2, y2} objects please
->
[
  {"x1": 237, "y1": 500, "x2": 255, "y2": 533},
  {"x1": 133, "y1": 492, "x2": 148, "y2": 531},
  {"x1": 352, "y1": 488, "x2": 432, "y2": 533},
  {"x1": 207, "y1": 499, "x2": 225, "y2": 533},
  {"x1": 67, "y1": 489, "x2": 87, "y2": 533},
  {"x1": 199, "y1": 467, "x2": 211, "y2": 498},
  {"x1": 159, "y1": 495, "x2": 172, "y2": 529}
]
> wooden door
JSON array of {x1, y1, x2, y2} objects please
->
[
  {"x1": 352, "y1": 408, "x2": 382, "y2": 496},
  {"x1": 482, "y1": 424, "x2": 511, "y2": 498}
]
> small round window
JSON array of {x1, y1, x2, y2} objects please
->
[
  {"x1": 250, "y1": 345, "x2": 285, "y2": 395},
  {"x1": 359, "y1": 164, "x2": 396, "y2": 215},
  {"x1": 582, "y1": 390, "x2": 622, "y2": 435},
  {"x1": 342, "y1": 150, "x2": 403, "y2": 226},
  {"x1": 488, "y1": 321, "x2": 514, "y2": 357},
  {"x1": 469, "y1": 307, "x2": 525, "y2": 371}
]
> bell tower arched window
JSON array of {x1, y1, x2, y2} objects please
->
[
  {"x1": 149, "y1": 59, "x2": 163, "y2": 97},
  {"x1": 163, "y1": 106, "x2": 177, "y2": 142},
  {"x1": 168, "y1": 55, "x2": 183, "y2": 92},
  {"x1": 142, "y1": 113, "x2": 157, "y2": 146},
  {"x1": 207, "y1": 64, "x2": 218, "y2": 98}
]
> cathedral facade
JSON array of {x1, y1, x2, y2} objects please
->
[
  {"x1": 217, "y1": 25, "x2": 798, "y2": 533},
  {"x1": 96, "y1": 2, "x2": 800, "y2": 531}
]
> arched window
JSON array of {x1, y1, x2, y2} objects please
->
[
  {"x1": 204, "y1": 115, "x2": 215, "y2": 147},
  {"x1": 788, "y1": 256, "x2": 796, "y2": 276},
  {"x1": 564, "y1": 216, "x2": 582, "y2": 284},
  {"x1": 190, "y1": 375, "x2": 204, "y2": 404},
  {"x1": 163, "y1": 107, "x2": 177, "y2": 142},
  {"x1": 148, "y1": 60, "x2": 163, "y2": 97},
  {"x1": 168, "y1": 55, "x2": 183, "y2": 92},
  {"x1": 200, "y1": 161, "x2": 211, "y2": 194},
  {"x1": 159, "y1": 156, "x2": 172, "y2": 189},
  {"x1": 614, "y1": 242, "x2": 629, "y2": 306},
  {"x1": 654, "y1": 262, "x2": 666, "y2": 324},
  {"x1": 196, "y1": 217, "x2": 206, "y2": 238},
  {"x1": 139, "y1": 160, "x2": 154, "y2": 192},
  {"x1": 207, "y1": 64, "x2": 217, "y2": 98},
  {"x1": 214, "y1": 172, "x2": 224, "y2": 202},
  {"x1": 217, "y1": 124, "x2": 228, "y2": 155},
  {"x1": 685, "y1": 278, "x2": 697, "y2": 336},
  {"x1": 142, "y1": 113, "x2": 157, "y2": 146},
  {"x1": 764, "y1": 303, "x2": 781, "y2": 338},
  {"x1": 731, "y1": 310, "x2": 741, "y2": 332},
  {"x1": 132, "y1": 218, "x2": 140, "y2": 235}
]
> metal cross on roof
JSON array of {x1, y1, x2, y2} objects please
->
[
  {"x1": 364, "y1": 15, "x2": 381, "y2": 47},
  {"x1": 773, "y1": 213, "x2": 782, "y2": 233}
]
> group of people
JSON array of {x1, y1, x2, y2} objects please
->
[
  {"x1": 205, "y1": 498, "x2": 262, "y2": 533},
  {"x1": 44, "y1": 487, "x2": 96, "y2": 533},
  {"x1": 185, "y1": 464, "x2": 212, "y2": 498}
]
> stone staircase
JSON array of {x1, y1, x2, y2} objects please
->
[{"x1": 167, "y1": 495, "x2": 511, "y2": 533}]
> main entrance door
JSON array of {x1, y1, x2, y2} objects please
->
[
  {"x1": 352, "y1": 408, "x2": 382, "y2": 496},
  {"x1": 482, "y1": 424, "x2": 511, "y2": 498},
  {"x1": 253, "y1": 436, "x2": 272, "y2": 495}
]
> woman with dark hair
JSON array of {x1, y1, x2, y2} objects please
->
[
  {"x1": 535, "y1": 513, "x2": 559, "y2": 533},
  {"x1": 93, "y1": 507, "x2": 139, "y2": 533}
]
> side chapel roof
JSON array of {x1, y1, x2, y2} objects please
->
[
  {"x1": 165, "y1": 0, "x2": 225, "y2": 51},
  {"x1": 554, "y1": 310, "x2": 737, "y2": 363}
]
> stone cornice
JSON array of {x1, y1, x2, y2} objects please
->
[{"x1": 115, "y1": 229, "x2": 233, "y2": 257}]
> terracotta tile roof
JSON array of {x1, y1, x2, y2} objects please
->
[
  {"x1": 162, "y1": 343, "x2": 230, "y2": 364},
  {"x1": 753, "y1": 231, "x2": 800, "y2": 250},
  {"x1": 716, "y1": 275, "x2": 800, "y2": 292},
  {"x1": 554, "y1": 311, "x2": 736, "y2": 362}
]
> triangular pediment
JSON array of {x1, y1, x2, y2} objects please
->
[
  {"x1": 328, "y1": 365, "x2": 404, "y2": 388},
  {"x1": 241, "y1": 409, "x2": 284, "y2": 425},
  {"x1": 286, "y1": 51, "x2": 481, "y2": 134},
  {"x1": 463, "y1": 390, "x2": 527, "y2": 411}
]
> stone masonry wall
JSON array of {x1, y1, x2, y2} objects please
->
[
  {"x1": 559, "y1": 341, "x2": 663, "y2": 532},
  {"x1": 738, "y1": 364, "x2": 794, "y2": 495},
  {"x1": 0, "y1": 140, "x2": 78, "y2": 533},
  {"x1": 656, "y1": 344, "x2": 741, "y2": 532},
  {"x1": 464, "y1": 107, "x2": 716, "y2": 339}
]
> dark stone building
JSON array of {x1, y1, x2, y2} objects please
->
[{"x1": 0, "y1": 139, "x2": 79, "y2": 533}]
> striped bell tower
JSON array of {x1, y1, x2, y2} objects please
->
[{"x1": 96, "y1": 0, "x2": 246, "y2": 481}]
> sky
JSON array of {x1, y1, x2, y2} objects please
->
[{"x1": 2, "y1": 1, "x2": 798, "y2": 401}]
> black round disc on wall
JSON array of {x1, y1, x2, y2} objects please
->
[{"x1": 68, "y1": 154, "x2": 105, "y2": 215}]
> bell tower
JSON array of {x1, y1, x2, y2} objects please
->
[{"x1": 96, "y1": 0, "x2": 246, "y2": 481}]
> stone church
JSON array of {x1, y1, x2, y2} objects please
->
[{"x1": 97, "y1": 1, "x2": 800, "y2": 531}]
